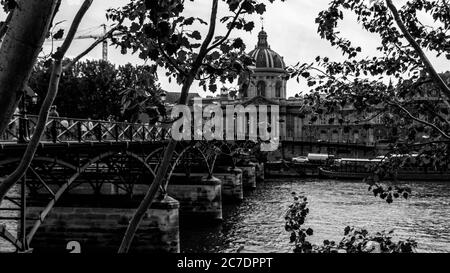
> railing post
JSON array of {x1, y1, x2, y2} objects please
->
[
  {"x1": 51, "y1": 119, "x2": 58, "y2": 143},
  {"x1": 129, "y1": 125, "x2": 133, "y2": 142},
  {"x1": 19, "y1": 173, "x2": 28, "y2": 251},
  {"x1": 141, "y1": 125, "x2": 146, "y2": 141},
  {"x1": 114, "y1": 123, "x2": 119, "y2": 142},
  {"x1": 17, "y1": 115, "x2": 30, "y2": 144},
  {"x1": 77, "y1": 122, "x2": 82, "y2": 143},
  {"x1": 95, "y1": 123, "x2": 102, "y2": 142}
]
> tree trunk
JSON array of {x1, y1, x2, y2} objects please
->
[
  {"x1": 0, "y1": 0, "x2": 59, "y2": 136},
  {"x1": 118, "y1": 0, "x2": 219, "y2": 253}
]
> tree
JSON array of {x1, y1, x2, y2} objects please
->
[
  {"x1": 106, "y1": 0, "x2": 279, "y2": 253},
  {"x1": 289, "y1": 0, "x2": 450, "y2": 202},
  {"x1": 117, "y1": 63, "x2": 165, "y2": 122},
  {"x1": 29, "y1": 60, "x2": 161, "y2": 121}
]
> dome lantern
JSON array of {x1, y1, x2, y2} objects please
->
[
  {"x1": 249, "y1": 27, "x2": 286, "y2": 71},
  {"x1": 257, "y1": 28, "x2": 269, "y2": 48}
]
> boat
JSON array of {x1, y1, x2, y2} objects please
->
[{"x1": 319, "y1": 157, "x2": 450, "y2": 181}]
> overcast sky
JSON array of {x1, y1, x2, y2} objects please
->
[{"x1": 20, "y1": 0, "x2": 450, "y2": 97}]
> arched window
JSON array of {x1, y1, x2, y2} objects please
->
[
  {"x1": 332, "y1": 130, "x2": 339, "y2": 142},
  {"x1": 353, "y1": 130, "x2": 360, "y2": 143},
  {"x1": 257, "y1": 81, "x2": 266, "y2": 97},
  {"x1": 320, "y1": 130, "x2": 328, "y2": 141},
  {"x1": 275, "y1": 81, "x2": 282, "y2": 98}
]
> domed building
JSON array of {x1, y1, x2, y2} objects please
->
[
  {"x1": 240, "y1": 28, "x2": 288, "y2": 100},
  {"x1": 198, "y1": 27, "x2": 389, "y2": 159}
]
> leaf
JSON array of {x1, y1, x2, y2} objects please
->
[
  {"x1": 255, "y1": 3, "x2": 266, "y2": 15},
  {"x1": 130, "y1": 22, "x2": 140, "y2": 32},
  {"x1": 190, "y1": 30, "x2": 202, "y2": 40},
  {"x1": 208, "y1": 84, "x2": 217, "y2": 93},
  {"x1": 53, "y1": 29, "x2": 64, "y2": 40},
  {"x1": 242, "y1": 1, "x2": 255, "y2": 14},
  {"x1": 232, "y1": 38, "x2": 244, "y2": 49},
  {"x1": 243, "y1": 21, "x2": 255, "y2": 32}
]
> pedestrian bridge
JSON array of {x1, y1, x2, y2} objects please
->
[
  {"x1": 0, "y1": 114, "x2": 377, "y2": 253},
  {"x1": 0, "y1": 115, "x2": 262, "y2": 253}
]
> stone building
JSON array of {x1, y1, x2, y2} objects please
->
[
  {"x1": 235, "y1": 28, "x2": 386, "y2": 150},
  {"x1": 162, "y1": 28, "x2": 450, "y2": 158}
]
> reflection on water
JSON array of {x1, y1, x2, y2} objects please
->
[
  {"x1": 180, "y1": 179, "x2": 450, "y2": 253},
  {"x1": 0, "y1": 185, "x2": 18, "y2": 253}
]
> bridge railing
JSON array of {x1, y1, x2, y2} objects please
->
[{"x1": 0, "y1": 115, "x2": 172, "y2": 144}]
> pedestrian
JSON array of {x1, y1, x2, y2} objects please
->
[
  {"x1": 86, "y1": 118, "x2": 94, "y2": 141},
  {"x1": 49, "y1": 105, "x2": 59, "y2": 117},
  {"x1": 47, "y1": 106, "x2": 60, "y2": 142}
]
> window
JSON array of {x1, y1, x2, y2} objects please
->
[
  {"x1": 257, "y1": 81, "x2": 266, "y2": 97},
  {"x1": 332, "y1": 130, "x2": 339, "y2": 142},
  {"x1": 353, "y1": 130, "x2": 360, "y2": 143},
  {"x1": 275, "y1": 81, "x2": 282, "y2": 98},
  {"x1": 320, "y1": 130, "x2": 328, "y2": 141}
]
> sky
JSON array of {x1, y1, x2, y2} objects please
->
[{"x1": 7, "y1": 0, "x2": 450, "y2": 98}]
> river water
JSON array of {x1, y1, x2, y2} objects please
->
[
  {"x1": 1, "y1": 179, "x2": 449, "y2": 253},
  {"x1": 180, "y1": 179, "x2": 450, "y2": 253}
]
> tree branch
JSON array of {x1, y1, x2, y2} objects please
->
[
  {"x1": 385, "y1": 0, "x2": 450, "y2": 100},
  {"x1": 156, "y1": 40, "x2": 186, "y2": 76},
  {"x1": 206, "y1": 4, "x2": 244, "y2": 53},
  {"x1": 63, "y1": 25, "x2": 120, "y2": 71},
  {"x1": 389, "y1": 101, "x2": 450, "y2": 140},
  {"x1": 0, "y1": 11, "x2": 14, "y2": 40}
]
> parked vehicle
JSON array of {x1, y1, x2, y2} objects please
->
[{"x1": 292, "y1": 156, "x2": 308, "y2": 163}]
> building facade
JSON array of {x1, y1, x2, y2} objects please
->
[{"x1": 163, "y1": 28, "x2": 449, "y2": 159}]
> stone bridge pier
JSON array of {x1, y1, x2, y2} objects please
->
[
  {"x1": 24, "y1": 195, "x2": 180, "y2": 253},
  {"x1": 168, "y1": 175, "x2": 223, "y2": 221}
]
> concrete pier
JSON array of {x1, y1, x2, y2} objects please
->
[
  {"x1": 26, "y1": 195, "x2": 180, "y2": 253},
  {"x1": 254, "y1": 163, "x2": 265, "y2": 182},
  {"x1": 171, "y1": 168, "x2": 244, "y2": 202},
  {"x1": 168, "y1": 175, "x2": 223, "y2": 221},
  {"x1": 213, "y1": 167, "x2": 244, "y2": 202},
  {"x1": 237, "y1": 163, "x2": 257, "y2": 190}
]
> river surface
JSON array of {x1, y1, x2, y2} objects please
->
[
  {"x1": 180, "y1": 179, "x2": 450, "y2": 253},
  {"x1": 1, "y1": 179, "x2": 449, "y2": 253}
]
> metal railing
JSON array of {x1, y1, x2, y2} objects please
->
[
  {"x1": 1, "y1": 114, "x2": 385, "y2": 146},
  {"x1": 0, "y1": 115, "x2": 172, "y2": 144}
]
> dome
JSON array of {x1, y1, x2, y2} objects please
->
[{"x1": 248, "y1": 28, "x2": 286, "y2": 71}]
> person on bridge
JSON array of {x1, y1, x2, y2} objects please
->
[{"x1": 49, "y1": 105, "x2": 59, "y2": 117}]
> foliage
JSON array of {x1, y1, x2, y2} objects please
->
[
  {"x1": 29, "y1": 59, "x2": 162, "y2": 122},
  {"x1": 288, "y1": 0, "x2": 450, "y2": 203},
  {"x1": 285, "y1": 193, "x2": 417, "y2": 253},
  {"x1": 106, "y1": 0, "x2": 281, "y2": 93},
  {"x1": 285, "y1": 193, "x2": 314, "y2": 253}
]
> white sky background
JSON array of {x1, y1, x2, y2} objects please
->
[{"x1": 4, "y1": 0, "x2": 449, "y2": 98}]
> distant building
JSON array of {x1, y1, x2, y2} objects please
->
[{"x1": 162, "y1": 28, "x2": 450, "y2": 158}]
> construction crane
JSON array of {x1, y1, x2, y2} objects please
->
[{"x1": 45, "y1": 24, "x2": 109, "y2": 61}]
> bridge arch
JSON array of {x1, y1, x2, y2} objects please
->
[{"x1": 0, "y1": 151, "x2": 157, "y2": 249}]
